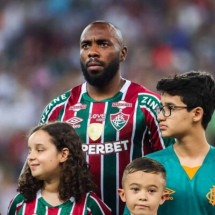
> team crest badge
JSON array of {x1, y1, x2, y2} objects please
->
[
  {"x1": 87, "y1": 123, "x2": 104, "y2": 141},
  {"x1": 206, "y1": 185, "x2": 215, "y2": 206},
  {"x1": 110, "y1": 112, "x2": 129, "y2": 131}
]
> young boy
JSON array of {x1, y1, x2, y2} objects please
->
[
  {"x1": 144, "y1": 71, "x2": 215, "y2": 214},
  {"x1": 118, "y1": 157, "x2": 167, "y2": 215}
]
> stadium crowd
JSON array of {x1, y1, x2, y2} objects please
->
[{"x1": 0, "y1": 0, "x2": 215, "y2": 213}]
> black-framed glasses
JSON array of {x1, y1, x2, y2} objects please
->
[{"x1": 156, "y1": 105, "x2": 192, "y2": 117}]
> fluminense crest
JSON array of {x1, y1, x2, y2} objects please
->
[
  {"x1": 110, "y1": 112, "x2": 129, "y2": 131},
  {"x1": 206, "y1": 185, "x2": 215, "y2": 206}
]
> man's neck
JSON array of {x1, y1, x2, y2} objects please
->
[{"x1": 87, "y1": 77, "x2": 125, "y2": 101}]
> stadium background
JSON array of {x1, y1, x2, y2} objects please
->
[{"x1": 0, "y1": 0, "x2": 215, "y2": 213}]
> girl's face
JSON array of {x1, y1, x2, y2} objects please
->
[{"x1": 27, "y1": 130, "x2": 67, "y2": 181}]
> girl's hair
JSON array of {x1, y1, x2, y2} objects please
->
[{"x1": 18, "y1": 121, "x2": 95, "y2": 202}]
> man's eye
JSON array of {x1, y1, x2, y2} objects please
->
[
  {"x1": 101, "y1": 43, "x2": 108, "y2": 47},
  {"x1": 98, "y1": 41, "x2": 109, "y2": 47},
  {"x1": 81, "y1": 44, "x2": 89, "y2": 49}
]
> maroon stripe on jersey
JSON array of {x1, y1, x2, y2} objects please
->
[
  {"x1": 142, "y1": 108, "x2": 164, "y2": 153},
  {"x1": 63, "y1": 85, "x2": 83, "y2": 121},
  {"x1": 119, "y1": 82, "x2": 139, "y2": 172},
  {"x1": 25, "y1": 198, "x2": 36, "y2": 214},
  {"x1": 68, "y1": 85, "x2": 83, "y2": 108},
  {"x1": 118, "y1": 84, "x2": 137, "y2": 214},
  {"x1": 48, "y1": 105, "x2": 64, "y2": 122},
  {"x1": 72, "y1": 193, "x2": 86, "y2": 214},
  {"x1": 88, "y1": 102, "x2": 106, "y2": 197},
  {"x1": 47, "y1": 207, "x2": 60, "y2": 215}
]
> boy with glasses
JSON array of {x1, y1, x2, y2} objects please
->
[{"x1": 123, "y1": 71, "x2": 215, "y2": 215}]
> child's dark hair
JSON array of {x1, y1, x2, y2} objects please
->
[
  {"x1": 156, "y1": 71, "x2": 215, "y2": 129},
  {"x1": 18, "y1": 122, "x2": 95, "y2": 202},
  {"x1": 122, "y1": 157, "x2": 166, "y2": 187}
]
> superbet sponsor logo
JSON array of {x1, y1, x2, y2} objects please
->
[
  {"x1": 69, "y1": 103, "x2": 87, "y2": 112},
  {"x1": 82, "y1": 140, "x2": 129, "y2": 155}
]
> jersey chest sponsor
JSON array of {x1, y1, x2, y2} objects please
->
[{"x1": 82, "y1": 140, "x2": 129, "y2": 155}]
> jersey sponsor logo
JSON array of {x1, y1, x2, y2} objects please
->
[
  {"x1": 164, "y1": 188, "x2": 175, "y2": 200},
  {"x1": 67, "y1": 117, "x2": 83, "y2": 128},
  {"x1": 112, "y1": 100, "x2": 132, "y2": 109},
  {"x1": 82, "y1": 140, "x2": 129, "y2": 154},
  {"x1": 69, "y1": 103, "x2": 87, "y2": 112},
  {"x1": 110, "y1": 112, "x2": 129, "y2": 131},
  {"x1": 206, "y1": 185, "x2": 215, "y2": 206},
  {"x1": 89, "y1": 113, "x2": 106, "y2": 122},
  {"x1": 139, "y1": 94, "x2": 159, "y2": 110},
  {"x1": 87, "y1": 123, "x2": 104, "y2": 141}
]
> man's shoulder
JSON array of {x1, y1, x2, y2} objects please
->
[
  {"x1": 127, "y1": 81, "x2": 161, "y2": 109},
  {"x1": 129, "y1": 81, "x2": 160, "y2": 97},
  {"x1": 40, "y1": 84, "x2": 83, "y2": 123},
  {"x1": 51, "y1": 89, "x2": 72, "y2": 103},
  {"x1": 46, "y1": 84, "x2": 83, "y2": 107}
]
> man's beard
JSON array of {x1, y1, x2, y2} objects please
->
[{"x1": 80, "y1": 57, "x2": 120, "y2": 87}]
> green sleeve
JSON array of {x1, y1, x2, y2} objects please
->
[
  {"x1": 7, "y1": 194, "x2": 24, "y2": 215},
  {"x1": 123, "y1": 205, "x2": 131, "y2": 215}
]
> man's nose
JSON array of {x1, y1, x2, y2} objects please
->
[{"x1": 88, "y1": 44, "x2": 100, "y2": 58}]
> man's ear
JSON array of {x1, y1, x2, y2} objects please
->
[
  {"x1": 59, "y1": 148, "x2": 69, "y2": 163},
  {"x1": 120, "y1": 46, "x2": 128, "y2": 62},
  {"x1": 118, "y1": 188, "x2": 126, "y2": 202}
]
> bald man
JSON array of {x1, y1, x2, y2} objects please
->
[{"x1": 39, "y1": 21, "x2": 174, "y2": 215}]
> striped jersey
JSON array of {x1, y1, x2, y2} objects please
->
[
  {"x1": 40, "y1": 79, "x2": 173, "y2": 215},
  {"x1": 8, "y1": 191, "x2": 111, "y2": 215}
]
